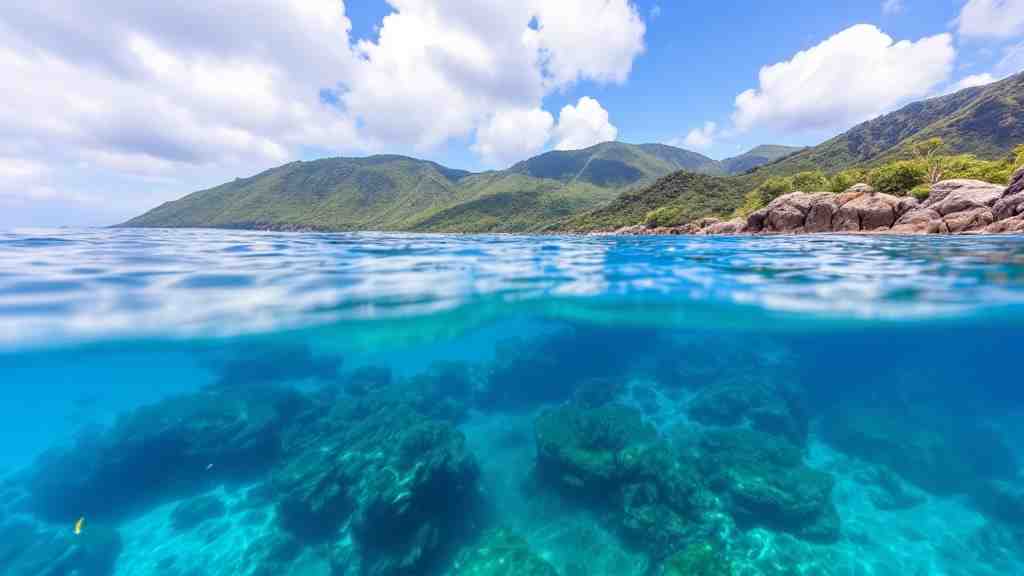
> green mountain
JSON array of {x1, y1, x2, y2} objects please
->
[
  {"x1": 721, "y1": 145, "x2": 804, "y2": 174},
  {"x1": 122, "y1": 142, "x2": 726, "y2": 233},
  {"x1": 760, "y1": 70, "x2": 1024, "y2": 176}
]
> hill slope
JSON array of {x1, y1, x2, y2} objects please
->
[
  {"x1": 721, "y1": 145, "x2": 804, "y2": 174},
  {"x1": 122, "y1": 142, "x2": 725, "y2": 232},
  {"x1": 761, "y1": 71, "x2": 1024, "y2": 175}
]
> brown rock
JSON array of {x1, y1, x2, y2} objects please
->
[
  {"x1": 1006, "y1": 166, "x2": 1024, "y2": 197},
  {"x1": 833, "y1": 193, "x2": 900, "y2": 231},
  {"x1": 944, "y1": 207, "x2": 994, "y2": 233},
  {"x1": 703, "y1": 218, "x2": 747, "y2": 235},
  {"x1": 764, "y1": 192, "x2": 815, "y2": 232},
  {"x1": 896, "y1": 197, "x2": 919, "y2": 218},
  {"x1": 806, "y1": 196, "x2": 839, "y2": 233},
  {"x1": 923, "y1": 179, "x2": 1005, "y2": 216},
  {"x1": 746, "y1": 208, "x2": 769, "y2": 233},
  {"x1": 993, "y1": 193, "x2": 1024, "y2": 222},
  {"x1": 846, "y1": 183, "x2": 875, "y2": 194},
  {"x1": 986, "y1": 214, "x2": 1024, "y2": 233},
  {"x1": 891, "y1": 208, "x2": 945, "y2": 234}
]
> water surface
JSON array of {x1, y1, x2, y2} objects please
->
[{"x1": 2, "y1": 228, "x2": 1023, "y2": 576}]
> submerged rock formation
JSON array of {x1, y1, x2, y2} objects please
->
[{"x1": 616, "y1": 173, "x2": 1024, "y2": 236}]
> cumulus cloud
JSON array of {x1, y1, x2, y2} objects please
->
[
  {"x1": 0, "y1": 0, "x2": 646, "y2": 223},
  {"x1": 958, "y1": 0, "x2": 1024, "y2": 39},
  {"x1": 553, "y1": 97, "x2": 619, "y2": 151},
  {"x1": 732, "y1": 25, "x2": 955, "y2": 133},
  {"x1": 683, "y1": 122, "x2": 718, "y2": 149},
  {"x1": 473, "y1": 108, "x2": 555, "y2": 167}
]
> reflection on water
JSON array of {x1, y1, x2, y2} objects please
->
[{"x1": 1, "y1": 229, "x2": 1024, "y2": 575}]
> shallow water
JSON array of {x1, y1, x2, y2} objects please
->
[{"x1": 2, "y1": 228, "x2": 1024, "y2": 576}]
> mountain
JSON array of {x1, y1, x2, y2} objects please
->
[
  {"x1": 761, "y1": 70, "x2": 1024, "y2": 176},
  {"x1": 720, "y1": 145, "x2": 804, "y2": 174},
  {"x1": 561, "y1": 171, "x2": 752, "y2": 232},
  {"x1": 121, "y1": 142, "x2": 726, "y2": 233}
]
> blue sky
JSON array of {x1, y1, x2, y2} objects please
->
[{"x1": 0, "y1": 0, "x2": 1022, "y2": 228}]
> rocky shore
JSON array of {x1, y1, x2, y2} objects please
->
[{"x1": 613, "y1": 167, "x2": 1024, "y2": 236}]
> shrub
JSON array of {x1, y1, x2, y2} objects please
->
[
  {"x1": 868, "y1": 161, "x2": 926, "y2": 196},
  {"x1": 732, "y1": 189, "x2": 766, "y2": 218},
  {"x1": 1013, "y1": 144, "x2": 1024, "y2": 167},
  {"x1": 792, "y1": 170, "x2": 830, "y2": 192},
  {"x1": 942, "y1": 154, "x2": 1013, "y2": 184},
  {"x1": 829, "y1": 169, "x2": 867, "y2": 193},
  {"x1": 644, "y1": 206, "x2": 684, "y2": 228},
  {"x1": 758, "y1": 176, "x2": 794, "y2": 203},
  {"x1": 910, "y1": 184, "x2": 931, "y2": 201}
]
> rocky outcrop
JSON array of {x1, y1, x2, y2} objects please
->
[{"x1": 618, "y1": 173, "x2": 1024, "y2": 236}]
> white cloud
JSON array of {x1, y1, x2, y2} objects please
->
[
  {"x1": 528, "y1": 0, "x2": 646, "y2": 87},
  {"x1": 958, "y1": 0, "x2": 1024, "y2": 39},
  {"x1": 553, "y1": 97, "x2": 619, "y2": 151},
  {"x1": 473, "y1": 108, "x2": 555, "y2": 167},
  {"x1": 998, "y1": 42, "x2": 1024, "y2": 74},
  {"x1": 0, "y1": 0, "x2": 646, "y2": 224},
  {"x1": 950, "y1": 73, "x2": 997, "y2": 92},
  {"x1": 650, "y1": 4, "x2": 662, "y2": 20},
  {"x1": 882, "y1": 0, "x2": 904, "y2": 14},
  {"x1": 683, "y1": 122, "x2": 718, "y2": 149},
  {"x1": 732, "y1": 25, "x2": 955, "y2": 133}
]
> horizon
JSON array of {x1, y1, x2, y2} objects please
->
[{"x1": 1, "y1": 1, "x2": 1023, "y2": 228}]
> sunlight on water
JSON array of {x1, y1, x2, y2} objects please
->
[{"x1": 2, "y1": 229, "x2": 1024, "y2": 576}]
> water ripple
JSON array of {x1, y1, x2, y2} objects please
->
[{"x1": 1, "y1": 228, "x2": 1024, "y2": 348}]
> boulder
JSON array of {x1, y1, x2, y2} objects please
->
[
  {"x1": 27, "y1": 384, "x2": 304, "y2": 523},
  {"x1": 801, "y1": 194, "x2": 837, "y2": 233},
  {"x1": 944, "y1": 207, "x2": 994, "y2": 233},
  {"x1": 170, "y1": 493, "x2": 227, "y2": 533},
  {"x1": 699, "y1": 429, "x2": 839, "y2": 543},
  {"x1": 993, "y1": 193, "x2": 1024, "y2": 222},
  {"x1": 846, "y1": 183, "x2": 874, "y2": 194},
  {"x1": 1006, "y1": 166, "x2": 1024, "y2": 197},
  {"x1": 451, "y1": 528, "x2": 558, "y2": 576},
  {"x1": 702, "y1": 218, "x2": 746, "y2": 235},
  {"x1": 922, "y1": 179, "x2": 1005, "y2": 216},
  {"x1": 895, "y1": 196, "x2": 920, "y2": 218},
  {"x1": 986, "y1": 214, "x2": 1024, "y2": 234},
  {"x1": 745, "y1": 208, "x2": 769, "y2": 233},
  {"x1": 688, "y1": 381, "x2": 807, "y2": 446},
  {"x1": 891, "y1": 208, "x2": 947, "y2": 234}
]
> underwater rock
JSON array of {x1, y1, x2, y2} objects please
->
[
  {"x1": 275, "y1": 389, "x2": 481, "y2": 576},
  {"x1": 974, "y1": 478, "x2": 1024, "y2": 526},
  {"x1": 210, "y1": 341, "x2": 343, "y2": 388},
  {"x1": 346, "y1": 365, "x2": 393, "y2": 397},
  {"x1": 0, "y1": 519, "x2": 122, "y2": 576},
  {"x1": 699, "y1": 429, "x2": 840, "y2": 543},
  {"x1": 688, "y1": 381, "x2": 807, "y2": 445},
  {"x1": 26, "y1": 383, "x2": 305, "y2": 523},
  {"x1": 480, "y1": 328, "x2": 641, "y2": 410},
  {"x1": 866, "y1": 467, "x2": 926, "y2": 511},
  {"x1": 661, "y1": 542, "x2": 731, "y2": 576},
  {"x1": 535, "y1": 404, "x2": 716, "y2": 559},
  {"x1": 170, "y1": 493, "x2": 228, "y2": 533},
  {"x1": 535, "y1": 404, "x2": 659, "y2": 495},
  {"x1": 450, "y1": 528, "x2": 558, "y2": 576},
  {"x1": 821, "y1": 400, "x2": 1017, "y2": 496}
]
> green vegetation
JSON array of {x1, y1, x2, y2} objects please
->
[{"x1": 122, "y1": 72, "x2": 1024, "y2": 233}]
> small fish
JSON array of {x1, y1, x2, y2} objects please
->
[
  {"x1": 206, "y1": 463, "x2": 214, "y2": 471},
  {"x1": 74, "y1": 517, "x2": 85, "y2": 536}
]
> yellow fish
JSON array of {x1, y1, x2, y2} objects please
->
[{"x1": 74, "y1": 517, "x2": 85, "y2": 536}]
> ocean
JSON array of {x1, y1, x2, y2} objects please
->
[{"x1": 1, "y1": 228, "x2": 1023, "y2": 576}]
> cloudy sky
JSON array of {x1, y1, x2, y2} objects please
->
[{"x1": 1, "y1": 0, "x2": 1022, "y2": 228}]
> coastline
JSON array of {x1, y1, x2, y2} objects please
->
[{"x1": 608, "y1": 167, "x2": 1024, "y2": 237}]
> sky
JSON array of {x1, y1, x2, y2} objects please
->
[{"x1": 1, "y1": 0, "x2": 1023, "y2": 228}]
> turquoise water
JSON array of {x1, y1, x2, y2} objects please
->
[{"x1": 2, "y1": 229, "x2": 1024, "y2": 575}]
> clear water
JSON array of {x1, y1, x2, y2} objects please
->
[{"x1": 2, "y1": 228, "x2": 1024, "y2": 576}]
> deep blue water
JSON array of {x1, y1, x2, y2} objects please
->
[{"x1": 2, "y1": 228, "x2": 1024, "y2": 576}]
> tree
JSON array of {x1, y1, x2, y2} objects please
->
[
  {"x1": 757, "y1": 176, "x2": 794, "y2": 203},
  {"x1": 829, "y1": 169, "x2": 867, "y2": 193},
  {"x1": 913, "y1": 137, "x2": 946, "y2": 184},
  {"x1": 733, "y1": 189, "x2": 765, "y2": 218},
  {"x1": 868, "y1": 161, "x2": 926, "y2": 196},
  {"x1": 791, "y1": 170, "x2": 830, "y2": 192}
]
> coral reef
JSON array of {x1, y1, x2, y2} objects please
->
[{"x1": 449, "y1": 528, "x2": 558, "y2": 576}]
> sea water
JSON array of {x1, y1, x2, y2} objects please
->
[{"x1": 1, "y1": 228, "x2": 1024, "y2": 576}]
